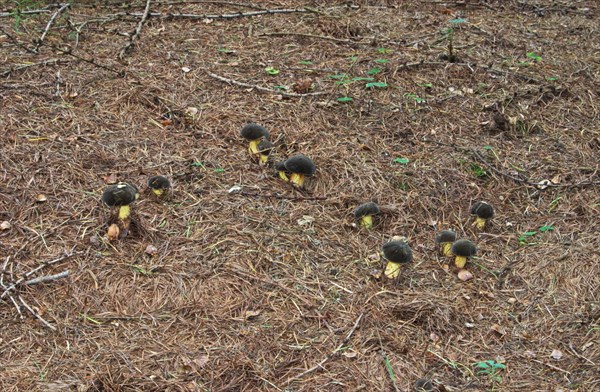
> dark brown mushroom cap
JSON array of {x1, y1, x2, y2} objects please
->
[
  {"x1": 101, "y1": 183, "x2": 138, "y2": 207},
  {"x1": 284, "y1": 154, "x2": 316, "y2": 176},
  {"x1": 274, "y1": 161, "x2": 288, "y2": 171},
  {"x1": 382, "y1": 240, "x2": 413, "y2": 264},
  {"x1": 435, "y1": 230, "x2": 456, "y2": 244},
  {"x1": 147, "y1": 175, "x2": 171, "y2": 190},
  {"x1": 240, "y1": 123, "x2": 269, "y2": 141},
  {"x1": 257, "y1": 139, "x2": 274, "y2": 155},
  {"x1": 414, "y1": 378, "x2": 434, "y2": 392},
  {"x1": 354, "y1": 202, "x2": 380, "y2": 219},
  {"x1": 470, "y1": 201, "x2": 494, "y2": 219},
  {"x1": 451, "y1": 239, "x2": 477, "y2": 257}
]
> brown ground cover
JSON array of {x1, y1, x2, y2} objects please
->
[{"x1": 0, "y1": 1, "x2": 598, "y2": 391}]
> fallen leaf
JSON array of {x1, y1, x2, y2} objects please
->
[
  {"x1": 458, "y1": 269, "x2": 473, "y2": 281},
  {"x1": 244, "y1": 310, "x2": 261, "y2": 320},
  {"x1": 103, "y1": 174, "x2": 118, "y2": 184},
  {"x1": 0, "y1": 221, "x2": 11, "y2": 230},
  {"x1": 490, "y1": 324, "x2": 506, "y2": 336},
  {"x1": 35, "y1": 194, "x2": 47, "y2": 203},
  {"x1": 181, "y1": 66, "x2": 191, "y2": 73},
  {"x1": 550, "y1": 349, "x2": 563, "y2": 360},
  {"x1": 185, "y1": 107, "x2": 198, "y2": 117},
  {"x1": 145, "y1": 244, "x2": 158, "y2": 255},
  {"x1": 194, "y1": 355, "x2": 209, "y2": 368},
  {"x1": 342, "y1": 350, "x2": 357, "y2": 358}
]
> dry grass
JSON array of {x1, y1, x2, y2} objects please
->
[{"x1": 1, "y1": 1, "x2": 599, "y2": 391}]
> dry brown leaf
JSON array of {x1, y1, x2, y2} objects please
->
[
  {"x1": 490, "y1": 324, "x2": 507, "y2": 336},
  {"x1": 342, "y1": 350, "x2": 357, "y2": 358},
  {"x1": 244, "y1": 310, "x2": 261, "y2": 320},
  {"x1": 458, "y1": 269, "x2": 473, "y2": 281}
]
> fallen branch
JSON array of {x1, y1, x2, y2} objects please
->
[
  {"x1": 25, "y1": 270, "x2": 70, "y2": 286},
  {"x1": 18, "y1": 295, "x2": 57, "y2": 331},
  {"x1": 284, "y1": 312, "x2": 364, "y2": 385},
  {"x1": 34, "y1": 3, "x2": 70, "y2": 51},
  {"x1": 118, "y1": 0, "x2": 152, "y2": 59},
  {"x1": 207, "y1": 72, "x2": 327, "y2": 97},
  {"x1": 109, "y1": 8, "x2": 310, "y2": 20},
  {"x1": 1, "y1": 251, "x2": 77, "y2": 300}
]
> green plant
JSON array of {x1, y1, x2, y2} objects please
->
[
  {"x1": 474, "y1": 360, "x2": 506, "y2": 387},
  {"x1": 518, "y1": 225, "x2": 554, "y2": 245},
  {"x1": 265, "y1": 66, "x2": 279, "y2": 75},
  {"x1": 526, "y1": 52, "x2": 542, "y2": 62},
  {"x1": 10, "y1": 0, "x2": 41, "y2": 31},
  {"x1": 393, "y1": 157, "x2": 409, "y2": 164},
  {"x1": 469, "y1": 163, "x2": 488, "y2": 178},
  {"x1": 404, "y1": 93, "x2": 426, "y2": 103}
]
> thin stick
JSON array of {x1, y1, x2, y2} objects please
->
[
  {"x1": 35, "y1": 3, "x2": 70, "y2": 51},
  {"x1": 1, "y1": 251, "x2": 77, "y2": 300},
  {"x1": 207, "y1": 72, "x2": 327, "y2": 98},
  {"x1": 0, "y1": 58, "x2": 68, "y2": 78},
  {"x1": 118, "y1": 0, "x2": 152, "y2": 59},
  {"x1": 284, "y1": 312, "x2": 364, "y2": 385},
  {"x1": 18, "y1": 296, "x2": 57, "y2": 331},
  {"x1": 25, "y1": 270, "x2": 70, "y2": 286}
]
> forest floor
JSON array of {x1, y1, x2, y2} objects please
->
[{"x1": 0, "y1": 1, "x2": 598, "y2": 391}]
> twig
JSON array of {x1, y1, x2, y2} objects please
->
[
  {"x1": 233, "y1": 190, "x2": 327, "y2": 201},
  {"x1": 18, "y1": 295, "x2": 57, "y2": 331},
  {"x1": 0, "y1": 58, "x2": 69, "y2": 78},
  {"x1": 25, "y1": 270, "x2": 70, "y2": 286},
  {"x1": 1, "y1": 251, "x2": 77, "y2": 300},
  {"x1": 284, "y1": 312, "x2": 364, "y2": 385},
  {"x1": 41, "y1": 43, "x2": 126, "y2": 77},
  {"x1": 34, "y1": 3, "x2": 70, "y2": 51},
  {"x1": 109, "y1": 8, "x2": 311, "y2": 20},
  {"x1": 207, "y1": 72, "x2": 327, "y2": 97},
  {"x1": 118, "y1": 0, "x2": 152, "y2": 59},
  {"x1": 259, "y1": 32, "x2": 352, "y2": 43}
]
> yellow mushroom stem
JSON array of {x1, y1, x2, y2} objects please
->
[
  {"x1": 152, "y1": 188, "x2": 164, "y2": 197},
  {"x1": 454, "y1": 256, "x2": 468, "y2": 268},
  {"x1": 442, "y1": 242, "x2": 453, "y2": 257},
  {"x1": 259, "y1": 153, "x2": 269, "y2": 165},
  {"x1": 473, "y1": 217, "x2": 486, "y2": 230},
  {"x1": 384, "y1": 261, "x2": 402, "y2": 279},
  {"x1": 360, "y1": 215, "x2": 373, "y2": 229},
  {"x1": 248, "y1": 139, "x2": 261, "y2": 154},
  {"x1": 289, "y1": 173, "x2": 305, "y2": 187},
  {"x1": 118, "y1": 205, "x2": 131, "y2": 220},
  {"x1": 278, "y1": 171, "x2": 289, "y2": 182}
]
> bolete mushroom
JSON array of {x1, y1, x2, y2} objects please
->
[
  {"x1": 240, "y1": 123, "x2": 269, "y2": 155},
  {"x1": 435, "y1": 230, "x2": 456, "y2": 257},
  {"x1": 101, "y1": 182, "x2": 139, "y2": 220},
  {"x1": 354, "y1": 202, "x2": 380, "y2": 230},
  {"x1": 274, "y1": 161, "x2": 290, "y2": 182},
  {"x1": 451, "y1": 239, "x2": 476, "y2": 268},
  {"x1": 382, "y1": 237, "x2": 413, "y2": 279},
  {"x1": 470, "y1": 201, "x2": 494, "y2": 230},
  {"x1": 257, "y1": 139, "x2": 274, "y2": 165},
  {"x1": 284, "y1": 154, "x2": 316, "y2": 188},
  {"x1": 147, "y1": 175, "x2": 171, "y2": 197}
]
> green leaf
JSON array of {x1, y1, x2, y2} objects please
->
[
  {"x1": 191, "y1": 161, "x2": 205, "y2": 168},
  {"x1": 351, "y1": 77, "x2": 374, "y2": 82},
  {"x1": 546, "y1": 76, "x2": 558, "y2": 81},
  {"x1": 417, "y1": 82, "x2": 433, "y2": 88},
  {"x1": 337, "y1": 96, "x2": 353, "y2": 102},
  {"x1": 475, "y1": 362, "x2": 491, "y2": 368},
  {"x1": 526, "y1": 52, "x2": 542, "y2": 62},
  {"x1": 213, "y1": 168, "x2": 225, "y2": 173},
  {"x1": 393, "y1": 157, "x2": 410, "y2": 164},
  {"x1": 274, "y1": 85, "x2": 288, "y2": 90},
  {"x1": 377, "y1": 47, "x2": 393, "y2": 54},
  {"x1": 329, "y1": 74, "x2": 349, "y2": 80},
  {"x1": 523, "y1": 231, "x2": 537, "y2": 237},
  {"x1": 493, "y1": 363, "x2": 507, "y2": 370},
  {"x1": 297, "y1": 60, "x2": 313, "y2": 65},
  {"x1": 365, "y1": 81, "x2": 388, "y2": 89},
  {"x1": 449, "y1": 18, "x2": 468, "y2": 24},
  {"x1": 265, "y1": 66, "x2": 279, "y2": 75},
  {"x1": 374, "y1": 58, "x2": 389, "y2": 64},
  {"x1": 217, "y1": 47, "x2": 236, "y2": 54},
  {"x1": 367, "y1": 67, "x2": 382, "y2": 75},
  {"x1": 383, "y1": 353, "x2": 396, "y2": 382},
  {"x1": 483, "y1": 145, "x2": 493, "y2": 150},
  {"x1": 538, "y1": 225, "x2": 554, "y2": 232}
]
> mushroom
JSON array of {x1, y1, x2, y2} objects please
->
[
  {"x1": 435, "y1": 230, "x2": 456, "y2": 257},
  {"x1": 381, "y1": 237, "x2": 413, "y2": 279},
  {"x1": 274, "y1": 161, "x2": 290, "y2": 182},
  {"x1": 101, "y1": 182, "x2": 139, "y2": 237},
  {"x1": 257, "y1": 139, "x2": 274, "y2": 166},
  {"x1": 240, "y1": 123, "x2": 269, "y2": 155},
  {"x1": 470, "y1": 201, "x2": 494, "y2": 230},
  {"x1": 354, "y1": 202, "x2": 380, "y2": 230},
  {"x1": 284, "y1": 154, "x2": 316, "y2": 188},
  {"x1": 451, "y1": 239, "x2": 476, "y2": 268},
  {"x1": 147, "y1": 175, "x2": 171, "y2": 197}
]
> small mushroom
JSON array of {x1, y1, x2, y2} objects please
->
[
  {"x1": 435, "y1": 230, "x2": 456, "y2": 257},
  {"x1": 274, "y1": 161, "x2": 290, "y2": 182},
  {"x1": 470, "y1": 201, "x2": 494, "y2": 230},
  {"x1": 381, "y1": 237, "x2": 413, "y2": 279},
  {"x1": 284, "y1": 154, "x2": 316, "y2": 188},
  {"x1": 451, "y1": 239, "x2": 476, "y2": 268},
  {"x1": 257, "y1": 139, "x2": 274, "y2": 166},
  {"x1": 240, "y1": 123, "x2": 269, "y2": 155},
  {"x1": 147, "y1": 175, "x2": 171, "y2": 197},
  {"x1": 101, "y1": 182, "x2": 139, "y2": 237},
  {"x1": 354, "y1": 202, "x2": 380, "y2": 230}
]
